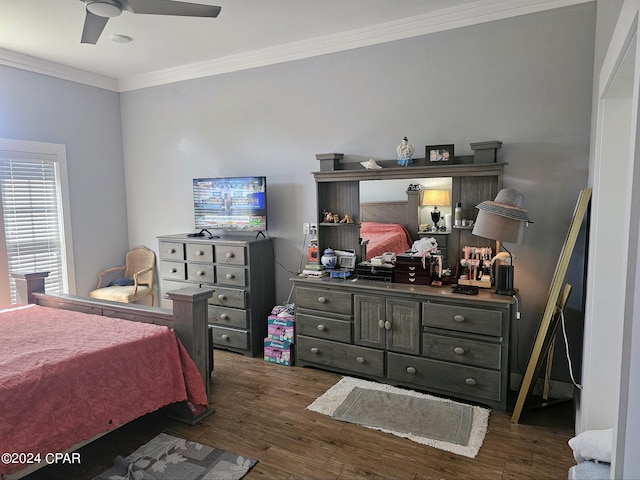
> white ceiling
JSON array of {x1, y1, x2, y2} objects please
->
[{"x1": 0, "y1": 0, "x2": 591, "y2": 91}]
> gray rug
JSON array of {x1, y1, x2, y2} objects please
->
[
  {"x1": 94, "y1": 432, "x2": 257, "y2": 480},
  {"x1": 307, "y1": 376, "x2": 490, "y2": 458},
  {"x1": 332, "y1": 386, "x2": 473, "y2": 445}
]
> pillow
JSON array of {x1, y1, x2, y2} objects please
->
[
  {"x1": 107, "y1": 278, "x2": 134, "y2": 287},
  {"x1": 568, "y1": 428, "x2": 613, "y2": 464}
]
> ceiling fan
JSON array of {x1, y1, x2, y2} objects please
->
[{"x1": 80, "y1": 0, "x2": 221, "y2": 45}]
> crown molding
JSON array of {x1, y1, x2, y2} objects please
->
[
  {"x1": 1, "y1": 0, "x2": 592, "y2": 93},
  {"x1": 0, "y1": 48, "x2": 118, "y2": 92}
]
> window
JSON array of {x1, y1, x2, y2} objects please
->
[{"x1": 0, "y1": 139, "x2": 75, "y2": 304}]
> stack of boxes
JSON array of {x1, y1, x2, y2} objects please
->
[{"x1": 264, "y1": 305, "x2": 295, "y2": 366}]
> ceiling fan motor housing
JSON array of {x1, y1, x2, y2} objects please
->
[{"x1": 86, "y1": 0, "x2": 123, "y2": 18}]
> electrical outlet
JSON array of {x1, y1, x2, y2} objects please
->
[
  {"x1": 303, "y1": 222, "x2": 310, "y2": 235},
  {"x1": 310, "y1": 222, "x2": 317, "y2": 235}
]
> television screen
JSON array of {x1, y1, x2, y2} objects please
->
[{"x1": 193, "y1": 176, "x2": 267, "y2": 232}]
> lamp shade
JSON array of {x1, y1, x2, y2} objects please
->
[
  {"x1": 472, "y1": 209, "x2": 526, "y2": 243},
  {"x1": 422, "y1": 189, "x2": 451, "y2": 206}
]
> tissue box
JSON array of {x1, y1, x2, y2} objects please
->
[
  {"x1": 264, "y1": 338, "x2": 294, "y2": 366},
  {"x1": 267, "y1": 315, "x2": 295, "y2": 343}
]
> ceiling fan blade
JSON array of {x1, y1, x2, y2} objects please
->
[
  {"x1": 81, "y1": 10, "x2": 110, "y2": 44},
  {"x1": 123, "y1": 0, "x2": 221, "y2": 17}
]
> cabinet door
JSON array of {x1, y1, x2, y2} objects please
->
[
  {"x1": 354, "y1": 295, "x2": 385, "y2": 349},
  {"x1": 385, "y1": 298, "x2": 421, "y2": 355}
]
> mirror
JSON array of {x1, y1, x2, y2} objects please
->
[{"x1": 360, "y1": 177, "x2": 453, "y2": 232}]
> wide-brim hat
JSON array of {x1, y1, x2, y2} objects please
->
[{"x1": 476, "y1": 188, "x2": 534, "y2": 223}]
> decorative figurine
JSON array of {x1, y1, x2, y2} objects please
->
[
  {"x1": 340, "y1": 214, "x2": 354, "y2": 224},
  {"x1": 325, "y1": 211, "x2": 333, "y2": 223},
  {"x1": 396, "y1": 136, "x2": 414, "y2": 167},
  {"x1": 360, "y1": 159, "x2": 382, "y2": 169}
]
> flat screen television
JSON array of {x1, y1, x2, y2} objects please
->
[{"x1": 193, "y1": 176, "x2": 267, "y2": 232}]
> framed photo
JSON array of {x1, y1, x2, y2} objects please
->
[{"x1": 426, "y1": 144, "x2": 454, "y2": 164}]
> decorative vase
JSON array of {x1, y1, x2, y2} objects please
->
[{"x1": 321, "y1": 248, "x2": 337, "y2": 270}]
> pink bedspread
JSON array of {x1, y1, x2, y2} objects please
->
[
  {"x1": 361, "y1": 222, "x2": 413, "y2": 261},
  {"x1": 0, "y1": 304, "x2": 208, "y2": 476}
]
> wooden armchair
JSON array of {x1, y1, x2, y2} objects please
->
[{"x1": 89, "y1": 246, "x2": 155, "y2": 306}]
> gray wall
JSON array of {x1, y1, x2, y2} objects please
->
[
  {"x1": 121, "y1": 3, "x2": 596, "y2": 382},
  {"x1": 0, "y1": 65, "x2": 129, "y2": 294}
]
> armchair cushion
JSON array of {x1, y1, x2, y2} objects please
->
[{"x1": 89, "y1": 285, "x2": 153, "y2": 304}]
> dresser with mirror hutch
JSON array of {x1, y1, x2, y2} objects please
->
[{"x1": 292, "y1": 147, "x2": 516, "y2": 411}]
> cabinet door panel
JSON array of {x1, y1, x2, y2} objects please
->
[
  {"x1": 386, "y1": 298, "x2": 421, "y2": 355},
  {"x1": 354, "y1": 295, "x2": 385, "y2": 348}
]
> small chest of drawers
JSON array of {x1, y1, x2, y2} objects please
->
[
  {"x1": 158, "y1": 233, "x2": 275, "y2": 357},
  {"x1": 394, "y1": 255, "x2": 430, "y2": 286}
]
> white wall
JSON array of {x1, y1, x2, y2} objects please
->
[
  {"x1": 121, "y1": 4, "x2": 596, "y2": 383},
  {"x1": 0, "y1": 66, "x2": 129, "y2": 294}
]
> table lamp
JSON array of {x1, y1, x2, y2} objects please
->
[
  {"x1": 472, "y1": 188, "x2": 534, "y2": 295},
  {"x1": 422, "y1": 189, "x2": 451, "y2": 231}
]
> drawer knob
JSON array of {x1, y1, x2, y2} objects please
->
[
  {"x1": 378, "y1": 320, "x2": 385, "y2": 329},
  {"x1": 316, "y1": 324, "x2": 326, "y2": 331},
  {"x1": 225, "y1": 273, "x2": 235, "y2": 280},
  {"x1": 220, "y1": 334, "x2": 229, "y2": 341},
  {"x1": 225, "y1": 252, "x2": 234, "y2": 259},
  {"x1": 170, "y1": 268, "x2": 177, "y2": 273},
  {"x1": 197, "y1": 270, "x2": 205, "y2": 276},
  {"x1": 465, "y1": 377, "x2": 477, "y2": 386},
  {"x1": 310, "y1": 347, "x2": 319, "y2": 354},
  {"x1": 406, "y1": 366, "x2": 417, "y2": 375},
  {"x1": 453, "y1": 347, "x2": 465, "y2": 355},
  {"x1": 220, "y1": 313, "x2": 229, "y2": 321},
  {"x1": 317, "y1": 296, "x2": 327, "y2": 304},
  {"x1": 168, "y1": 248, "x2": 176, "y2": 254},
  {"x1": 218, "y1": 294, "x2": 227, "y2": 301},
  {"x1": 453, "y1": 314, "x2": 465, "y2": 323},
  {"x1": 355, "y1": 356, "x2": 365, "y2": 364},
  {"x1": 196, "y1": 250, "x2": 204, "y2": 256},
  {"x1": 384, "y1": 321, "x2": 392, "y2": 330}
]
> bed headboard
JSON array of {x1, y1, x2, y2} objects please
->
[{"x1": 360, "y1": 200, "x2": 418, "y2": 239}]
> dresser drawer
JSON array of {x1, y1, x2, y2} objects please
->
[
  {"x1": 160, "y1": 279, "x2": 189, "y2": 299},
  {"x1": 209, "y1": 305, "x2": 248, "y2": 329},
  {"x1": 387, "y1": 353, "x2": 502, "y2": 402},
  {"x1": 160, "y1": 261, "x2": 185, "y2": 280},
  {"x1": 159, "y1": 241, "x2": 185, "y2": 261},
  {"x1": 295, "y1": 287, "x2": 353, "y2": 315},
  {"x1": 422, "y1": 331, "x2": 501, "y2": 370},
  {"x1": 423, "y1": 303, "x2": 502, "y2": 337},
  {"x1": 186, "y1": 243, "x2": 214, "y2": 262},
  {"x1": 208, "y1": 286, "x2": 246, "y2": 309},
  {"x1": 187, "y1": 263, "x2": 215, "y2": 283},
  {"x1": 394, "y1": 272, "x2": 430, "y2": 285},
  {"x1": 216, "y1": 245, "x2": 246, "y2": 265},
  {"x1": 296, "y1": 312, "x2": 351, "y2": 343},
  {"x1": 211, "y1": 325, "x2": 249, "y2": 350},
  {"x1": 297, "y1": 335, "x2": 383, "y2": 377},
  {"x1": 216, "y1": 265, "x2": 246, "y2": 287}
]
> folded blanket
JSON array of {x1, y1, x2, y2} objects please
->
[{"x1": 568, "y1": 428, "x2": 613, "y2": 463}]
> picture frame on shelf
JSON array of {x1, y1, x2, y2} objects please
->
[{"x1": 426, "y1": 144, "x2": 454, "y2": 164}]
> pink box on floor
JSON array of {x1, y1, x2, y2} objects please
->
[
  {"x1": 267, "y1": 315, "x2": 295, "y2": 343},
  {"x1": 264, "y1": 337, "x2": 294, "y2": 366}
]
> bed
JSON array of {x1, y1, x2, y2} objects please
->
[
  {"x1": 0, "y1": 272, "x2": 213, "y2": 478},
  {"x1": 360, "y1": 201, "x2": 415, "y2": 261}
]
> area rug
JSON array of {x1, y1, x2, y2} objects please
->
[
  {"x1": 307, "y1": 377, "x2": 490, "y2": 458},
  {"x1": 94, "y1": 432, "x2": 258, "y2": 480}
]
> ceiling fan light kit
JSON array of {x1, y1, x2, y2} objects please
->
[{"x1": 80, "y1": 0, "x2": 221, "y2": 45}]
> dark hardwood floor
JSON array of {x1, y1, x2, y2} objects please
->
[{"x1": 26, "y1": 349, "x2": 576, "y2": 480}]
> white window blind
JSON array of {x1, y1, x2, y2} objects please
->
[{"x1": 0, "y1": 152, "x2": 67, "y2": 303}]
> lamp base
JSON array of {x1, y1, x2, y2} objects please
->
[{"x1": 495, "y1": 265, "x2": 514, "y2": 296}]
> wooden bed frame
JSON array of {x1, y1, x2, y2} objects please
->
[
  {"x1": 360, "y1": 200, "x2": 419, "y2": 239},
  {"x1": 12, "y1": 271, "x2": 214, "y2": 425}
]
